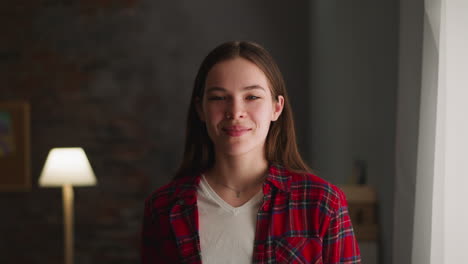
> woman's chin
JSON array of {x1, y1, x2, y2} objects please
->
[{"x1": 215, "y1": 143, "x2": 263, "y2": 158}]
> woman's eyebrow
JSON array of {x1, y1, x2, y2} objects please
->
[
  {"x1": 206, "y1": 86, "x2": 226, "y2": 93},
  {"x1": 243, "y1": 85, "x2": 266, "y2": 91},
  {"x1": 206, "y1": 85, "x2": 266, "y2": 93}
]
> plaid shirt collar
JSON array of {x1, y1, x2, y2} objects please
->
[{"x1": 264, "y1": 164, "x2": 291, "y2": 192}]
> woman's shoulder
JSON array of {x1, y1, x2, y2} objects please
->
[{"x1": 283, "y1": 168, "x2": 348, "y2": 209}]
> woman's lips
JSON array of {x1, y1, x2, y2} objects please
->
[{"x1": 222, "y1": 126, "x2": 251, "y2": 137}]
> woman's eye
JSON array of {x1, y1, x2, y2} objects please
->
[{"x1": 246, "y1": 95, "x2": 260, "y2": 100}]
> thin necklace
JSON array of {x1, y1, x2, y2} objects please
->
[{"x1": 212, "y1": 174, "x2": 267, "y2": 198}]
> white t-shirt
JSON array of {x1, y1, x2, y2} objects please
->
[{"x1": 196, "y1": 174, "x2": 264, "y2": 264}]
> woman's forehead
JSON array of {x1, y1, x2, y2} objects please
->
[{"x1": 205, "y1": 57, "x2": 270, "y2": 91}]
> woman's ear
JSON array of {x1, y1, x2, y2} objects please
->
[
  {"x1": 195, "y1": 97, "x2": 205, "y2": 122},
  {"x1": 272, "y1": 95, "x2": 284, "y2": 121}
]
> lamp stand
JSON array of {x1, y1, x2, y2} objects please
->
[{"x1": 62, "y1": 184, "x2": 74, "y2": 264}]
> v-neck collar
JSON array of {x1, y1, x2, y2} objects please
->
[{"x1": 198, "y1": 174, "x2": 263, "y2": 215}]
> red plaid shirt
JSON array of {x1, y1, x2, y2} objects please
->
[{"x1": 141, "y1": 164, "x2": 361, "y2": 263}]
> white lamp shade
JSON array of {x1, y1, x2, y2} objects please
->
[{"x1": 39, "y1": 148, "x2": 97, "y2": 187}]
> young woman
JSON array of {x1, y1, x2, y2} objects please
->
[{"x1": 141, "y1": 41, "x2": 361, "y2": 264}]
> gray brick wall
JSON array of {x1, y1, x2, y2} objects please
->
[{"x1": 0, "y1": 1, "x2": 309, "y2": 263}]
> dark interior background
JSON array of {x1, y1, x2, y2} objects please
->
[{"x1": 0, "y1": 1, "x2": 403, "y2": 263}]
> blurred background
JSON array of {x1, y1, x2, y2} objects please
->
[{"x1": 0, "y1": 0, "x2": 433, "y2": 263}]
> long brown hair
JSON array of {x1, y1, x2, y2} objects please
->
[{"x1": 175, "y1": 41, "x2": 311, "y2": 178}]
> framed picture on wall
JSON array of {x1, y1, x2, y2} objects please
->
[{"x1": 0, "y1": 101, "x2": 31, "y2": 191}]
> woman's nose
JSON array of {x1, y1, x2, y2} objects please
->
[{"x1": 225, "y1": 99, "x2": 246, "y2": 119}]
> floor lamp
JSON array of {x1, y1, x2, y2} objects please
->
[{"x1": 39, "y1": 148, "x2": 97, "y2": 264}]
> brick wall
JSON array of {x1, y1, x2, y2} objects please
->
[{"x1": 0, "y1": 1, "x2": 309, "y2": 263}]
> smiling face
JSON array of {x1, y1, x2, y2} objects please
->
[{"x1": 197, "y1": 57, "x2": 284, "y2": 158}]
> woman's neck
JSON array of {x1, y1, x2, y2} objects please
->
[{"x1": 206, "y1": 153, "x2": 269, "y2": 190}]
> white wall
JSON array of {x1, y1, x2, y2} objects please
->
[
  {"x1": 412, "y1": 0, "x2": 468, "y2": 263},
  {"x1": 441, "y1": 0, "x2": 468, "y2": 261}
]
